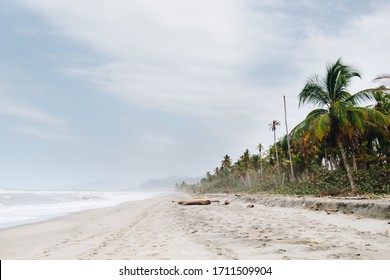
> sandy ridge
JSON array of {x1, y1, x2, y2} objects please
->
[{"x1": 233, "y1": 194, "x2": 390, "y2": 220}]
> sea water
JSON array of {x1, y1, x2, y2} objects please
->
[{"x1": 0, "y1": 189, "x2": 165, "y2": 229}]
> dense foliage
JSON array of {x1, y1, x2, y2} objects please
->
[{"x1": 179, "y1": 59, "x2": 389, "y2": 196}]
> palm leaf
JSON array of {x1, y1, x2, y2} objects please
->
[
  {"x1": 299, "y1": 76, "x2": 328, "y2": 108},
  {"x1": 312, "y1": 113, "x2": 330, "y2": 140},
  {"x1": 347, "y1": 88, "x2": 376, "y2": 105}
]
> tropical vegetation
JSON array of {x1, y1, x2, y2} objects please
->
[{"x1": 177, "y1": 59, "x2": 390, "y2": 196}]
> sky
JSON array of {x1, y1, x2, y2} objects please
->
[{"x1": 0, "y1": 0, "x2": 389, "y2": 189}]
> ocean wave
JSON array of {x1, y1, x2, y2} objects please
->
[{"x1": 0, "y1": 190, "x2": 163, "y2": 229}]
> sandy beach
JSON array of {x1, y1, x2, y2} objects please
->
[{"x1": 0, "y1": 194, "x2": 389, "y2": 260}]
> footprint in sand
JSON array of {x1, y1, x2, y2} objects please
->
[{"x1": 275, "y1": 249, "x2": 287, "y2": 254}]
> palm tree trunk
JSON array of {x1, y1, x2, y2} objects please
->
[
  {"x1": 259, "y1": 152, "x2": 263, "y2": 179},
  {"x1": 352, "y1": 154, "x2": 357, "y2": 172},
  {"x1": 324, "y1": 147, "x2": 329, "y2": 170},
  {"x1": 330, "y1": 155, "x2": 337, "y2": 171},
  {"x1": 273, "y1": 130, "x2": 280, "y2": 176},
  {"x1": 284, "y1": 96, "x2": 295, "y2": 181},
  {"x1": 337, "y1": 139, "x2": 356, "y2": 193},
  {"x1": 225, "y1": 177, "x2": 230, "y2": 194}
]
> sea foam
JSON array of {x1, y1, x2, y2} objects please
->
[{"x1": 0, "y1": 190, "x2": 163, "y2": 229}]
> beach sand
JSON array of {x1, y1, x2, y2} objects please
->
[{"x1": 0, "y1": 194, "x2": 389, "y2": 260}]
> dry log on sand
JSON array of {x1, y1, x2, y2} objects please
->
[
  {"x1": 325, "y1": 209, "x2": 339, "y2": 215},
  {"x1": 177, "y1": 200, "x2": 212, "y2": 206}
]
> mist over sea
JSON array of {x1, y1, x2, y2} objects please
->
[{"x1": 0, "y1": 189, "x2": 167, "y2": 229}]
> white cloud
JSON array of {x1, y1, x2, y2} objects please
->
[
  {"x1": 9, "y1": 124, "x2": 82, "y2": 143},
  {"x1": 0, "y1": 75, "x2": 78, "y2": 143},
  {"x1": 13, "y1": 27, "x2": 39, "y2": 37},
  {"x1": 289, "y1": 3, "x2": 390, "y2": 84},
  {"x1": 0, "y1": 93, "x2": 67, "y2": 125},
  {"x1": 21, "y1": 0, "x2": 259, "y2": 118}
]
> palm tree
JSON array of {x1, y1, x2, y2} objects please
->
[
  {"x1": 236, "y1": 149, "x2": 252, "y2": 188},
  {"x1": 294, "y1": 58, "x2": 388, "y2": 192},
  {"x1": 251, "y1": 154, "x2": 261, "y2": 172},
  {"x1": 371, "y1": 89, "x2": 390, "y2": 114},
  {"x1": 221, "y1": 155, "x2": 232, "y2": 193},
  {"x1": 373, "y1": 74, "x2": 390, "y2": 113},
  {"x1": 269, "y1": 120, "x2": 281, "y2": 175},
  {"x1": 256, "y1": 143, "x2": 264, "y2": 178},
  {"x1": 284, "y1": 95, "x2": 295, "y2": 181},
  {"x1": 221, "y1": 155, "x2": 232, "y2": 171},
  {"x1": 240, "y1": 149, "x2": 252, "y2": 171}
]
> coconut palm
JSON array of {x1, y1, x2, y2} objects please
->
[
  {"x1": 221, "y1": 155, "x2": 232, "y2": 171},
  {"x1": 240, "y1": 149, "x2": 252, "y2": 171},
  {"x1": 256, "y1": 143, "x2": 264, "y2": 177},
  {"x1": 269, "y1": 120, "x2": 281, "y2": 175},
  {"x1": 371, "y1": 89, "x2": 390, "y2": 115},
  {"x1": 294, "y1": 58, "x2": 389, "y2": 192},
  {"x1": 221, "y1": 155, "x2": 232, "y2": 193},
  {"x1": 373, "y1": 74, "x2": 390, "y2": 113}
]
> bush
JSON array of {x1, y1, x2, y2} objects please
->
[{"x1": 282, "y1": 166, "x2": 390, "y2": 196}]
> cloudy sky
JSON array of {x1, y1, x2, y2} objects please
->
[{"x1": 1, "y1": 0, "x2": 389, "y2": 189}]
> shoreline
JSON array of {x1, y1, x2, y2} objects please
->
[
  {"x1": 0, "y1": 193, "x2": 389, "y2": 260},
  {"x1": 0, "y1": 190, "x2": 167, "y2": 230}
]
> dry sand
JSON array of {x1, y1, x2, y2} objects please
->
[{"x1": 0, "y1": 194, "x2": 389, "y2": 260}]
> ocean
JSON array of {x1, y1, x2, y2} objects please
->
[{"x1": 0, "y1": 189, "x2": 165, "y2": 229}]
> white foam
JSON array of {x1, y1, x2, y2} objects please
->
[{"x1": 0, "y1": 190, "x2": 165, "y2": 229}]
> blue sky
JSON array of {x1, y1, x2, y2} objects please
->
[{"x1": 1, "y1": 0, "x2": 389, "y2": 189}]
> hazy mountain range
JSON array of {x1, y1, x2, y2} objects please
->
[
  {"x1": 139, "y1": 176, "x2": 201, "y2": 190},
  {"x1": 64, "y1": 176, "x2": 201, "y2": 191}
]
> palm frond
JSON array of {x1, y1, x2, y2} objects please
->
[
  {"x1": 330, "y1": 101, "x2": 350, "y2": 131},
  {"x1": 299, "y1": 77, "x2": 328, "y2": 108},
  {"x1": 347, "y1": 88, "x2": 376, "y2": 105},
  {"x1": 291, "y1": 109, "x2": 327, "y2": 140},
  {"x1": 374, "y1": 74, "x2": 390, "y2": 86},
  {"x1": 346, "y1": 107, "x2": 367, "y2": 133},
  {"x1": 313, "y1": 113, "x2": 331, "y2": 141},
  {"x1": 364, "y1": 107, "x2": 389, "y2": 127}
]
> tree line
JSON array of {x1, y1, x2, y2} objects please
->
[{"x1": 178, "y1": 59, "x2": 389, "y2": 196}]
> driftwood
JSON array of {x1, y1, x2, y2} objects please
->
[
  {"x1": 177, "y1": 200, "x2": 211, "y2": 206},
  {"x1": 325, "y1": 209, "x2": 339, "y2": 215}
]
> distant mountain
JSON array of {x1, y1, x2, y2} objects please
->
[
  {"x1": 139, "y1": 176, "x2": 201, "y2": 190},
  {"x1": 63, "y1": 176, "x2": 201, "y2": 192}
]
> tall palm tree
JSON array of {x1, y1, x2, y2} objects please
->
[
  {"x1": 240, "y1": 149, "x2": 252, "y2": 171},
  {"x1": 221, "y1": 155, "x2": 232, "y2": 170},
  {"x1": 238, "y1": 149, "x2": 252, "y2": 187},
  {"x1": 221, "y1": 155, "x2": 232, "y2": 193},
  {"x1": 269, "y1": 120, "x2": 281, "y2": 175},
  {"x1": 256, "y1": 143, "x2": 264, "y2": 178},
  {"x1": 294, "y1": 58, "x2": 388, "y2": 192}
]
